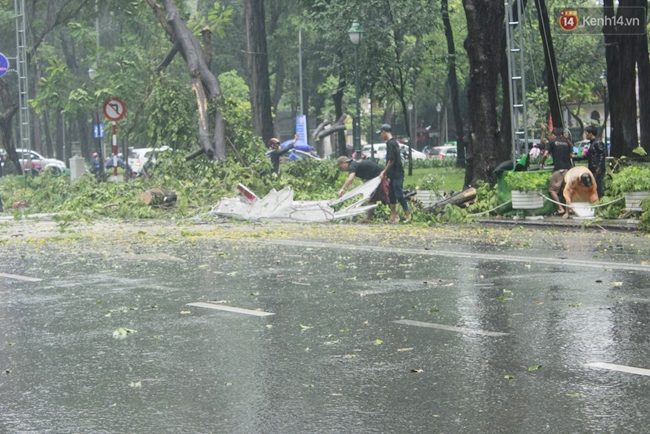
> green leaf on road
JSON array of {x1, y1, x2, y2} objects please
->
[
  {"x1": 112, "y1": 327, "x2": 136, "y2": 339},
  {"x1": 567, "y1": 392, "x2": 585, "y2": 398}
]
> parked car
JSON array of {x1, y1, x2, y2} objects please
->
[
  {"x1": 399, "y1": 144, "x2": 427, "y2": 160},
  {"x1": 352, "y1": 143, "x2": 426, "y2": 160},
  {"x1": 352, "y1": 143, "x2": 386, "y2": 160},
  {"x1": 428, "y1": 145, "x2": 457, "y2": 160},
  {"x1": 16, "y1": 149, "x2": 66, "y2": 175},
  {"x1": 128, "y1": 146, "x2": 170, "y2": 175}
]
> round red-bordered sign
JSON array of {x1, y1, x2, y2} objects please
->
[
  {"x1": 103, "y1": 97, "x2": 127, "y2": 122},
  {"x1": 559, "y1": 9, "x2": 579, "y2": 31}
]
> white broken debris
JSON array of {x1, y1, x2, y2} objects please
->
[{"x1": 210, "y1": 177, "x2": 381, "y2": 222}]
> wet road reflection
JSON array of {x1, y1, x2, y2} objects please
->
[{"x1": 1, "y1": 233, "x2": 650, "y2": 433}]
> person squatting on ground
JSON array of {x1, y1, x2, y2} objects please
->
[
  {"x1": 562, "y1": 166, "x2": 599, "y2": 219},
  {"x1": 336, "y1": 156, "x2": 390, "y2": 223},
  {"x1": 267, "y1": 134, "x2": 299, "y2": 175},
  {"x1": 584, "y1": 125, "x2": 607, "y2": 199},
  {"x1": 540, "y1": 127, "x2": 574, "y2": 215},
  {"x1": 378, "y1": 124, "x2": 411, "y2": 224}
]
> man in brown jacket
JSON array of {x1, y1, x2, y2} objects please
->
[{"x1": 562, "y1": 166, "x2": 598, "y2": 219}]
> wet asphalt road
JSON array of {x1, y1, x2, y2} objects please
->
[{"x1": 1, "y1": 221, "x2": 650, "y2": 433}]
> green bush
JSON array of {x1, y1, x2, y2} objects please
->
[
  {"x1": 503, "y1": 170, "x2": 551, "y2": 192},
  {"x1": 611, "y1": 165, "x2": 650, "y2": 194}
]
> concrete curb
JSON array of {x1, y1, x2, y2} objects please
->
[{"x1": 475, "y1": 217, "x2": 640, "y2": 232}]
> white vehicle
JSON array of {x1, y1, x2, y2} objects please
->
[
  {"x1": 428, "y1": 145, "x2": 457, "y2": 160},
  {"x1": 398, "y1": 144, "x2": 427, "y2": 160},
  {"x1": 16, "y1": 148, "x2": 66, "y2": 174},
  {"x1": 357, "y1": 143, "x2": 387, "y2": 160},
  {"x1": 128, "y1": 146, "x2": 170, "y2": 175},
  {"x1": 355, "y1": 143, "x2": 426, "y2": 160}
]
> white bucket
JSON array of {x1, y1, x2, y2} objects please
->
[{"x1": 572, "y1": 202, "x2": 595, "y2": 219}]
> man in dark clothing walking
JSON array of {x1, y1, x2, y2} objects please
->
[
  {"x1": 337, "y1": 156, "x2": 389, "y2": 223},
  {"x1": 378, "y1": 124, "x2": 411, "y2": 224},
  {"x1": 584, "y1": 125, "x2": 607, "y2": 199},
  {"x1": 540, "y1": 127, "x2": 574, "y2": 215},
  {"x1": 266, "y1": 134, "x2": 299, "y2": 175}
]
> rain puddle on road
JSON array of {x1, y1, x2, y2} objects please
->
[{"x1": 1, "y1": 235, "x2": 650, "y2": 433}]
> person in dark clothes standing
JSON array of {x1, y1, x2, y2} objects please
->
[
  {"x1": 584, "y1": 125, "x2": 607, "y2": 199},
  {"x1": 378, "y1": 124, "x2": 411, "y2": 224},
  {"x1": 540, "y1": 127, "x2": 574, "y2": 215},
  {"x1": 267, "y1": 134, "x2": 299, "y2": 175},
  {"x1": 337, "y1": 156, "x2": 389, "y2": 223}
]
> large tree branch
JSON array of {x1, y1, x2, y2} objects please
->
[{"x1": 155, "y1": 42, "x2": 179, "y2": 73}]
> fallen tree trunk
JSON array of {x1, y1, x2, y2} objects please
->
[
  {"x1": 140, "y1": 188, "x2": 177, "y2": 207},
  {"x1": 316, "y1": 114, "x2": 349, "y2": 140},
  {"x1": 317, "y1": 124, "x2": 346, "y2": 140},
  {"x1": 425, "y1": 187, "x2": 477, "y2": 213},
  {"x1": 184, "y1": 148, "x2": 205, "y2": 161},
  {"x1": 312, "y1": 120, "x2": 332, "y2": 139}
]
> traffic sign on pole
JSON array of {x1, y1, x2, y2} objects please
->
[
  {"x1": 0, "y1": 53, "x2": 8, "y2": 77},
  {"x1": 103, "y1": 97, "x2": 126, "y2": 122},
  {"x1": 93, "y1": 123, "x2": 104, "y2": 138}
]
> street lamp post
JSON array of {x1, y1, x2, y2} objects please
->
[
  {"x1": 600, "y1": 71, "x2": 608, "y2": 154},
  {"x1": 436, "y1": 103, "x2": 442, "y2": 147},
  {"x1": 369, "y1": 85, "x2": 375, "y2": 160},
  {"x1": 348, "y1": 20, "x2": 363, "y2": 160},
  {"x1": 88, "y1": 67, "x2": 105, "y2": 178},
  {"x1": 445, "y1": 106, "x2": 449, "y2": 143}
]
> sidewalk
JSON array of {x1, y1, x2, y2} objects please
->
[{"x1": 476, "y1": 215, "x2": 641, "y2": 232}]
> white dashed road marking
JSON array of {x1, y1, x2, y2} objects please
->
[
  {"x1": 394, "y1": 319, "x2": 508, "y2": 337},
  {"x1": 584, "y1": 362, "x2": 650, "y2": 377},
  {"x1": 0, "y1": 273, "x2": 42, "y2": 282},
  {"x1": 186, "y1": 302, "x2": 275, "y2": 317}
]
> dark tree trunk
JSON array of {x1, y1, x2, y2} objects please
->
[
  {"x1": 55, "y1": 112, "x2": 65, "y2": 164},
  {"x1": 272, "y1": 50, "x2": 285, "y2": 135},
  {"x1": 441, "y1": 0, "x2": 466, "y2": 170},
  {"x1": 534, "y1": 0, "x2": 562, "y2": 129},
  {"x1": 498, "y1": 50, "x2": 512, "y2": 165},
  {"x1": 77, "y1": 114, "x2": 92, "y2": 160},
  {"x1": 43, "y1": 110, "x2": 54, "y2": 158},
  {"x1": 604, "y1": 0, "x2": 640, "y2": 157},
  {"x1": 245, "y1": 0, "x2": 274, "y2": 143},
  {"x1": 334, "y1": 73, "x2": 347, "y2": 156},
  {"x1": 31, "y1": 98, "x2": 43, "y2": 155},
  {"x1": 463, "y1": 0, "x2": 504, "y2": 186},
  {"x1": 0, "y1": 77, "x2": 23, "y2": 174}
]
